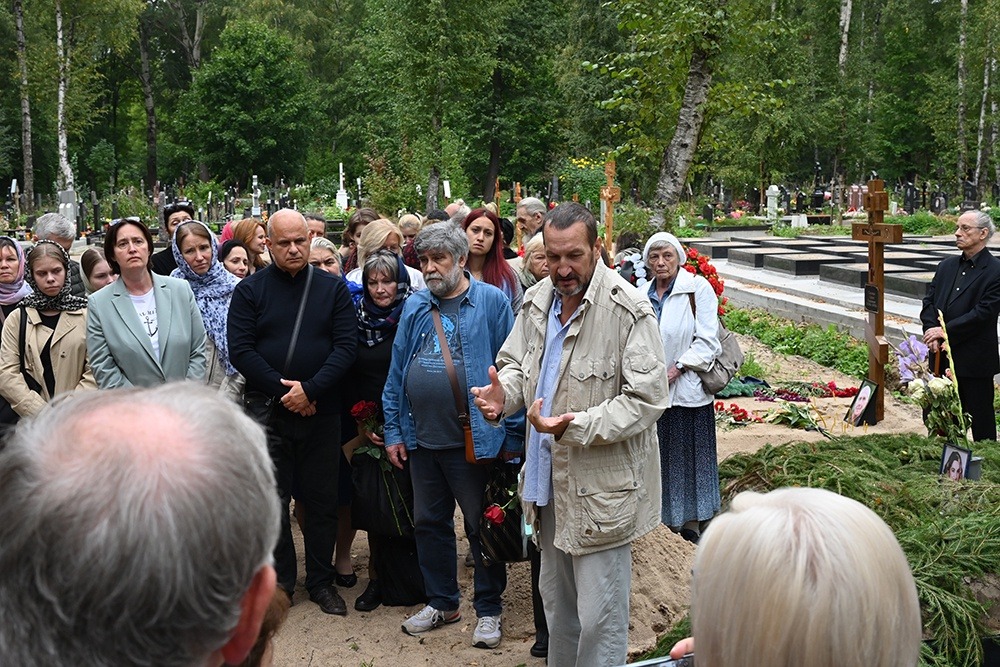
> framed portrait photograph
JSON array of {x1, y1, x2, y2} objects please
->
[
  {"x1": 940, "y1": 443, "x2": 973, "y2": 482},
  {"x1": 844, "y1": 379, "x2": 878, "y2": 427}
]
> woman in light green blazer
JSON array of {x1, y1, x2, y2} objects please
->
[{"x1": 86, "y1": 218, "x2": 207, "y2": 388}]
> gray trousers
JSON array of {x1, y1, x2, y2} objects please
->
[{"x1": 538, "y1": 502, "x2": 631, "y2": 667}]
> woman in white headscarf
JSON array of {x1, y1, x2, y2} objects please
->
[{"x1": 642, "y1": 232, "x2": 722, "y2": 543}]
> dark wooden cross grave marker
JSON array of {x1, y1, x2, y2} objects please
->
[
  {"x1": 851, "y1": 176, "x2": 902, "y2": 424},
  {"x1": 600, "y1": 160, "x2": 621, "y2": 264}
]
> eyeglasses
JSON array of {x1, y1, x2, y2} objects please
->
[{"x1": 111, "y1": 216, "x2": 141, "y2": 226}]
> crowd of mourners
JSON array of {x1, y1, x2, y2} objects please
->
[{"x1": 0, "y1": 196, "x2": 926, "y2": 667}]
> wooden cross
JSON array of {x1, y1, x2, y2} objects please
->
[
  {"x1": 851, "y1": 177, "x2": 902, "y2": 424},
  {"x1": 600, "y1": 160, "x2": 621, "y2": 263}
]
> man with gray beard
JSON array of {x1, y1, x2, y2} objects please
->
[{"x1": 382, "y1": 222, "x2": 522, "y2": 649}]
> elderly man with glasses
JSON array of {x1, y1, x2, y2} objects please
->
[{"x1": 921, "y1": 209, "x2": 1000, "y2": 441}]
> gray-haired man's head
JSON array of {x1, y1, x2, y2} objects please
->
[{"x1": 0, "y1": 383, "x2": 280, "y2": 667}]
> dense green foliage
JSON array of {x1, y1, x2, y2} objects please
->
[
  {"x1": 642, "y1": 434, "x2": 1000, "y2": 666},
  {"x1": 2, "y1": 0, "x2": 1000, "y2": 212},
  {"x1": 723, "y1": 307, "x2": 869, "y2": 378}
]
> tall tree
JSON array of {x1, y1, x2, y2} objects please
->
[{"x1": 13, "y1": 0, "x2": 34, "y2": 205}]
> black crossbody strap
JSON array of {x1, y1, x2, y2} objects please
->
[
  {"x1": 19, "y1": 307, "x2": 44, "y2": 395},
  {"x1": 283, "y1": 265, "x2": 314, "y2": 375}
]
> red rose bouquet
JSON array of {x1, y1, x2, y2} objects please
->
[{"x1": 684, "y1": 248, "x2": 728, "y2": 316}]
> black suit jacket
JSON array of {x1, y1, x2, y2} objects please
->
[{"x1": 921, "y1": 247, "x2": 1000, "y2": 377}]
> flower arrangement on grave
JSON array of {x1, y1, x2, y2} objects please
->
[
  {"x1": 896, "y1": 325, "x2": 971, "y2": 444},
  {"x1": 482, "y1": 477, "x2": 520, "y2": 525},
  {"x1": 614, "y1": 250, "x2": 649, "y2": 288},
  {"x1": 683, "y1": 248, "x2": 728, "y2": 315},
  {"x1": 714, "y1": 401, "x2": 762, "y2": 428}
]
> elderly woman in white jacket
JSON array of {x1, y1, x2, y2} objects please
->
[{"x1": 643, "y1": 232, "x2": 722, "y2": 543}]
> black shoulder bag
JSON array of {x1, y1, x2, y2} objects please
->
[{"x1": 0, "y1": 307, "x2": 47, "y2": 427}]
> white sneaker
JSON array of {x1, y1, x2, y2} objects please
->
[
  {"x1": 401, "y1": 604, "x2": 461, "y2": 636},
  {"x1": 472, "y1": 615, "x2": 502, "y2": 648}
]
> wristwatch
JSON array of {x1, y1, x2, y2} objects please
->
[{"x1": 675, "y1": 362, "x2": 685, "y2": 372}]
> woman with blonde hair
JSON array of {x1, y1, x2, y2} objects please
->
[
  {"x1": 670, "y1": 487, "x2": 922, "y2": 667},
  {"x1": 232, "y1": 218, "x2": 270, "y2": 273},
  {"x1": 344, "y1": 219, "x2": 425, "y2": 289},
  {"x1": 0, "y1": 241, "x2": 95, "y2": 417},
  {"x1": 516, "y1": 233, "x2": 548, "y2": 291}
]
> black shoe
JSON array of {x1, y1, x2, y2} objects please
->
[
  {"x1": 530, "y1": 632, "x2": 548, "y2": 658},
  {"x1": 354, "y1": 580, "x2": 382, "y2": 612},
  {"x1": 679, "y1": 528, "x2": 700, "y2": 544},
  {"x1": 335, "y1": 571, "x2": 358, "y2": 588},
  {"x1": 310, "y1": 585, "x2": 347, "y2": 615}
]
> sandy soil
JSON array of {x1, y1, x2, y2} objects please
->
[{"x1": 272, "y1": 333, "x2": 926, "y2": 666}]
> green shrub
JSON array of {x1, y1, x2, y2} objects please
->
[{"x1": 737, "y1": 350, "x2": 765, "y2": 378}]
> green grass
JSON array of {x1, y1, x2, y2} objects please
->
[
  {"x1": 639, "y1": 434, "x2": 1000, "y2": 666},
  {"x1": 736, "y1": 350, "x2": 765, "y2": 378}
]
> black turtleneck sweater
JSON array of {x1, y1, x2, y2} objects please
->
[{"x1": 228, "y1": 263, "x2": 357, "y2": 415}]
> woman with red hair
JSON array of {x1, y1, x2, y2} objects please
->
[{"x1": 462, "y1": 208, "x2": 522, "y2": 314}]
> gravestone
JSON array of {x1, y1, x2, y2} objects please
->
[
  {"x1": 58, "y1": 189, "x2": 77, "y2": 227},
  {"x1": 931, "y1": 187, "x2": 947, "y2": 214},
  {"x1": 795, "y1": 190, "x2": 807, "y2": 214},
  {"x1": 766, "y1": 185, "x2": 780, "y2": 219},
  {"x1": 251, "y1": 175, "x2": 262, "y2": 217},
  {"x1": 811, "y1": 162, "x2": 825, "y2": 210},
  {"x1": 903, "y1": 181, "x2": 917, "y2": 214},
  {"x1": 336, "y1": 164, "x2": 349, "y2": 211},
  {"x1": 851, "y1": 177, "x2": 903, "y2": 424},
  {"x1": 961, "y1": 175, "x2": 978, "y2": 212},
  {"x1": 921, "y1": 182, "x2": 928, "y2": 209},
  {"x1": 848, "y1": 185, "x2": 863, "y2": 211},
  {"x1": 750, "y1": 188, "x2": 761, "y2": 214}
]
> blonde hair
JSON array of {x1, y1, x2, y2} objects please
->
[
  {"x1": 398, "y1": 214, "x2": 421, "y2": 234},
  {"x1": 356, "y1": 219, "x2": 403, "y2": 267},
  {"x1": 691, "y1": 487, "x2": 921, "y2": 667},
  {"x1": 523, "y1": 233, "x2": 545, "y2": 257}
]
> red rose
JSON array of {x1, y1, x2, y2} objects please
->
[
  {"x1": 351, "y1": 400, "x2": 378, "y2": 421},
  {"x1": 483, "y1": 504, "x2": 506, "y2": 525}
]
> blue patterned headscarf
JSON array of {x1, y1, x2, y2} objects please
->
[{"x1": 170, "y1": 221, "x2": 240, "y2": 375}]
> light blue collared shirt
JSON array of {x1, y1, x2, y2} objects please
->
[{"x1": 522, "y1": 292, "x2": 583, "y2": 506}]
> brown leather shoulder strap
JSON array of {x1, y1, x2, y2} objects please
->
[
  {"x1": 431, "y1": 307, "x2": 469, "y2": 425},
  {"x1": 687, "y1": 292, "x2": 696, "y2": 316}
]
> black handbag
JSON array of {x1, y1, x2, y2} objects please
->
[
  {"x1": 351, "y1": 454, "x2": 415, "y2": 538},
  {"x1": 0, "y1": 307, "x2": 45, "y2": 429},
  {"x1": 479, "y1": 461, "x2": 535, "y2": 567},
  {"x1": 241, "y1": 266, "x2": 313, "y2": 426}
]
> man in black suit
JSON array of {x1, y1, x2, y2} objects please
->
[{"x1": 921, "y1": 210, "x2": 1000, "y2": 441}]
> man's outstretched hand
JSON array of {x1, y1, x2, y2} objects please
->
[
  {"x1": 471, "y1": 365, "x2": 506, "y2": 421},
  {"x1": 527, "y1": 398, "x2": 574, "y2": 440}
]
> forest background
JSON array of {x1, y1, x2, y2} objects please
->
[{"x1": 1, "y1": 0, "x2": 998, "y2": 221}]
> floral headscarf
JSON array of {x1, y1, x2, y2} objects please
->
[
  {"x1": 0, "y1": 237, "x2": 34, "y2": 307},
  {"x1": 20, "y1": 240, "x2": 89, "y2": 312},
  {"x1": 170, "y1": 221, "x2": 240, "y2": 375}
]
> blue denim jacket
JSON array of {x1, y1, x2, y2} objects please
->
[{"x1": 382, "y1": 273, "x2": 524, "y2": 458}]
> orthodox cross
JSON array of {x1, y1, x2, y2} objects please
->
[
  {"x1": 600, "y1": 160, "x2": 621, "y2": 264},
  {"x1": 851, "y1": 176, "x2": 902, "y2": 424}
]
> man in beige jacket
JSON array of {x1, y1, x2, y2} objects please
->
[{"x1": 473, "y1": 203, "x2": 667, "y2": 667}]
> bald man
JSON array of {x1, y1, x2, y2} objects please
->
[
  {"x1": 228, "y1": 209, "x2": 358, "y2": 615},
  {"x1": 0, "y1": 383, "x2": 279, "y2": 666}
]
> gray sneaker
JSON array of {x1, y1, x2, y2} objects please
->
[
  {"x1": 472, "y1": 615, "x2": 502, "y2": 648},
  {"x1": 401, "y1": 604, "x2": 461, "y2": 636}
]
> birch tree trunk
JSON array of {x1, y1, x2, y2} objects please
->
[
  {"x1": 652, "y1": 45, "x2": 713, "y2": 215},
  {"x1": 167, "y1": 0, "x2": 205, "y2": 72},
  {"x1": 14, "y1": 0, "x2": 34, "y2": 207},
  {"x1": 957, "y1": 0, "x2": 968, "y2": 184},
  {"x1": 55, "y1": 0, "x2": 74, "y2": 191},
  {"x1": 138, "y1": 20, "x2": 157, "y2": 190},
  {"x1": 837, "y1": 0, "x2": 853, "y2": 76},
  {"x1": 426, "y1": 165, "x2": 440, "y2": 213},
  {"x1": 992, "y1": 55, "x2": 999, "y2": 194},
  {"x1": 974, "y1": 38, "x2": 992, "y2": 196}
]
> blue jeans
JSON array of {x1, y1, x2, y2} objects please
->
[{"x1": 409, "y1": 446, "x2": 506, "y2": 617}]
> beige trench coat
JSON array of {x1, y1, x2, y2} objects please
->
[{"x1": 496, "y1": 261, "x2": 668, "y2": 556}]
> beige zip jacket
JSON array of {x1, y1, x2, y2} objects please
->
[{"x1": 496, "y1": 261, "x2": 668, "y2": 556}]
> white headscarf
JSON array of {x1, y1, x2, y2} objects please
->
[{"x1": 642, "y1": 232, "x2": 686, "y2": 265}]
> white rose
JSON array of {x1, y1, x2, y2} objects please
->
[
  {"x1": 909, "y1": 383, "x2": 926, "y2": 402},
  {"x1": 927, "y1": 377, "x2": 951, "y2": 395}
]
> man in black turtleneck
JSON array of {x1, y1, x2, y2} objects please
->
[{"x1": 228, "y1": 209, "x2": 357, "y2": 616}]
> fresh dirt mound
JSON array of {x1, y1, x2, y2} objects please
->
[{"x1": 273, "y1": 333, "x2": 927, "y2": 664}]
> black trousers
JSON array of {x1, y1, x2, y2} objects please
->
[
  {"x1": 269, "y1": 411, "x2": 340, "y2": 595},
  {"x1": 957, "y1": 375, "x2": 997, "y2": 441}
]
